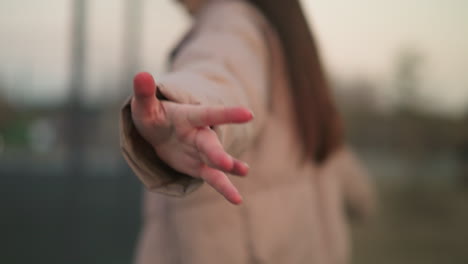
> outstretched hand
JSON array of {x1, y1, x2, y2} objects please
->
[{"x1": 131, "y1": 72, "x2": 253, "y2": 205}]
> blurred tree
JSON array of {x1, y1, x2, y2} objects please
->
[
  {"x1": 394, "y1": 48, "x2": 424, "y2": 113},
  {"x1": 0, "y1": 94, "x2": 14, "y2": 127},
  {"x1": 393, "y1": 48, "x2": 429, "y2": 188},
  {"x1": 0, "y1": 77, "x2": 13, "y2": 125},
  {"x1": 458, "y1": 141, "x2": 468, "y2": 189},
  {"x1": 458, "y1": 114, "x2": 468, "y2": 189},
  {"x1": 0, "y1": 80, "x2": 26, "y2": 148}
]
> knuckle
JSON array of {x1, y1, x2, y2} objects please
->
[
  {"x1": 211, "y1": 174, "x2": 226, "y2": 189},
  {"x1": 176, "y1": 128, "x2": 195, "y2": 144},
  {"x1": 202, "y1": 108, "x2": 211, "y2": 126},
  {"x1": 137, "y1": 115, "x2": 153, "y2": 128}
]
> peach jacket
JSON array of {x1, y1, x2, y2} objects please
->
[{"x1": 120, "y1": 0, "x2": 375, "y2": 263}]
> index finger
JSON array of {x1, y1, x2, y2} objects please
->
[{"x1": 186, "y1": 105, "x2": 253, "y2": 128}]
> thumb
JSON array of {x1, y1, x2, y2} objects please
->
[{"x1": 133, "y1": 72, "x2": 160, "y2": 115}]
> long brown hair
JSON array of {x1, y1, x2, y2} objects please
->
[{"x1": 249, "y1": 0, "x2": 344, "y2": 163}]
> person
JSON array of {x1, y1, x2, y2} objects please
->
[{"x1": 120, "y1": 0, "x2": 375, "y2": 263}]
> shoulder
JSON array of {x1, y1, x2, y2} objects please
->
[
  {"x1": 169, "y1": 0, "x2": 272, "y2": 65},
  {"x1": 196, "y1": 0, "x2": 269, "y2": 34}
]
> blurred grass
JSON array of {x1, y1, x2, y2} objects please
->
[
  {"x1": 2, "y1": 161, "x2": 467, "y2": 263},
  {"x1": 352, "y1": 181, "x2": 468, "y2": 264}
]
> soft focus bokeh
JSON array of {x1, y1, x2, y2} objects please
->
[{"x1": 1, "y1": 0, "x2": 467, "y2": 263}]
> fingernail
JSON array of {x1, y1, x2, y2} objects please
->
[
  {"x1": 236, "y1": 195, "x2": 243, "y2": 205},
  {"x1": 243, "y1": 163, "x2": 250, "y2": 176}
]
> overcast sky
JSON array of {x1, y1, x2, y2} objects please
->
[{"x1": 0, "y1": 0, "x2": 467, "y2": 115}]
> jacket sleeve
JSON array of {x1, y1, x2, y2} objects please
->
[
  {"x1": 120, "y1": 2, "x2": 270, "y2": 196},
  {"x1": 337, "y1": 147, "x2": 377, "y2": 222}
]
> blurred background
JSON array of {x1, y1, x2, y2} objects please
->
[{"x1": 1, "y1": 0, "x2": 467, "y2": 263}]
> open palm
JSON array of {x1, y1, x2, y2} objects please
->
[{"x1": 131, "y1": 72, "x2": 253, "y2": 204}]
